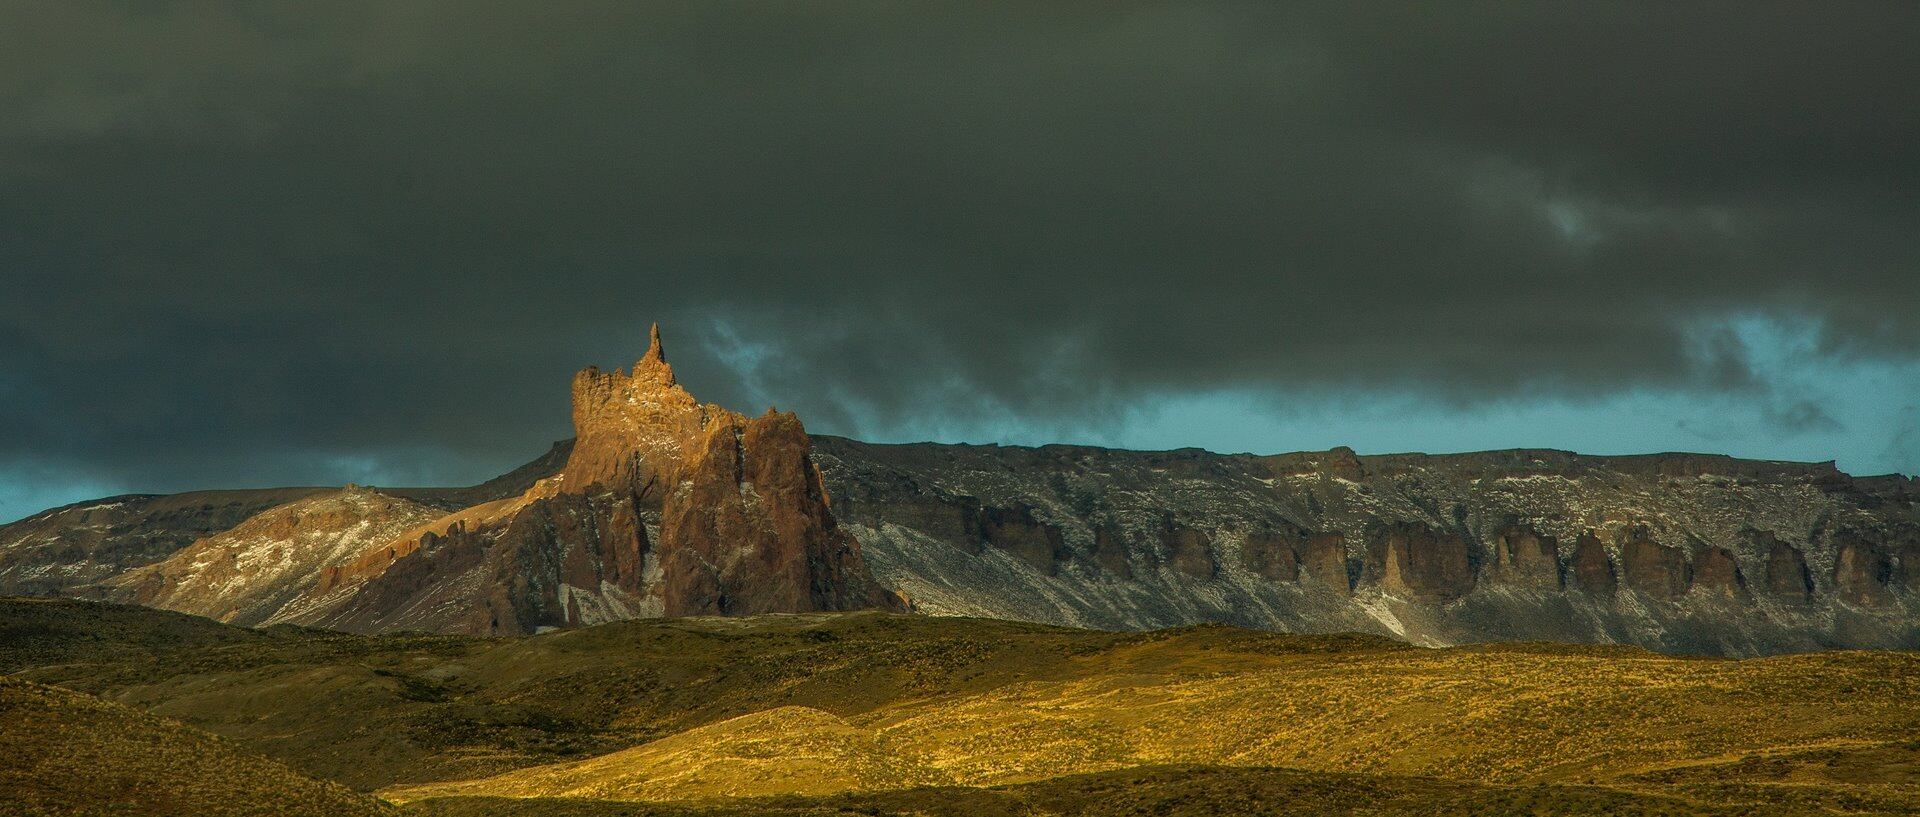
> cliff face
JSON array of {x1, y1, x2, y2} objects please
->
[
  {"x1": 815, "y1": 438, "x2": 1920, "y2": 656},
  {"x1": 1619, "y1": 527, "x2": 1690, "y2": 601},
  {"x1": 1689, "y1": 545, "x2": 1746, "y2": 597},
  {"x1": 1761, "y1": 532, "x2": 1815, "y2": 603},
  {"x1": 1242, "y1": 528, "x2": 1302, "y2": 582},
  {"x1": 658, "y1": 409, "x2": 899, "y2": 616},
  {"x1": 1833, "y1": 531, "x2": 1897, "y2": 607},
  {"x1": 1569, "y1": 532, "x2": 1616, "y2": 594},
  {"x1": 1299, "y1": 533, "x2": 1353, "y2": 594},
  {"x1": 265, "y1": 326, "x2": 899, "y2": 634},
  {"x1": 1365, "y1": 522, "x2": 1475, "y2": 601},
  {"x1": 1484, "y1": 523, "x2": 1560, "y2": 589}
]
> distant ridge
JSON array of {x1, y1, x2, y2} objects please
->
[{"x1": 0, "y1": 327, "x2": 1914, "y2": 653}]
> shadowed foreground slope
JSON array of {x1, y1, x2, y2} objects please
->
[{"x1": 0, "y1": 675, "x2": 392, "y2": 817}]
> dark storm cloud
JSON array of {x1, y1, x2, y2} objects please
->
[{"x1": 1, "y1": 2, "x2": 1916, "y2": 500}]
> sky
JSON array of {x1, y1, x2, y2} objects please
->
[{"x1": 2, "y1": 3, "x2": 1918, "y2": 523}]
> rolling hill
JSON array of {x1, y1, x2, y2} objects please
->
[
  {"x1": 4, "y1": 598, "x2": 1916, "y2": 815},
  {"x1": 0, "y1": 674, "x2": 393, "y2": 817}
]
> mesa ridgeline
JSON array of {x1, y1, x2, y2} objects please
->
[{"x1": 2, "y1": 325, "x2": 1916, "y2": 654}]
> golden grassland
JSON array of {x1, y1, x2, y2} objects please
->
[
  {"x1": 396, "y1": 764, "x2": 1817, "y2": 817},
  {"x1": 5, "y1": 598, "x2": 1919, "y2": 816},
  {"x1": 383, "y1": 629, "x2": 1920, "y2": 814}
]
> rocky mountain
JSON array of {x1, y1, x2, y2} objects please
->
[
  {"x1": 560, "y1": 325, "x2": 901, "y2": 618},
  {"x1": 0, "y1": 488, "x2": 331, "y2": 597},
  {"x1": 820, "y1": 439, "x2": 1920, "y2": 655},
  {"x1": 23, "y1": 326, "x2": 900, "y2": 636},
  {"x1": 101, "y1": 487, "x2": 448, "y2": 626},
  {"x1": 1, "y1": 327, "x2": 1915, "y2": 654},
  {"x1": 0, "y1": 453, "x2": 570, "y2": 602}
]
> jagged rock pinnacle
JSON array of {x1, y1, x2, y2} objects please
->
[
  {"x1": 563, "y1": 323, "x2": 699, "y2": 492},
  {"x1": 559, "y1": 321, "x2": 901, "y2": 617},
  {"x1": 636, "y1": 322, "x2": 675, "y2": 386},
  {"x1": 643, "y1": 323, "x2": 665, "y2": 364}
]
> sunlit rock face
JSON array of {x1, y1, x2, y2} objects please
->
[
  {"x1": 277, "y1": 480, "x2": 654, "y2": 635},
  {"x1": 337, "y1": 324, "x2": 903, "y2": 630},
  {"x1": 101, "y1": 487, "x2": 444, "y2": 626},
  {"x1": 87, "y1": 325, "x2": 900, "y2": 635},
  {"x1": 561, "y1": 323, "x2": 703, "y2": 497},
  {"x1": 658, "y1": 407, "x2": 901, "y2": 616},
  {"x1": 0, "y1": 489, "x2": 330, "y2": 597}
]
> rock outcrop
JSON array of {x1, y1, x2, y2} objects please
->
[
  {"x1": 1484, "y1": 522, "x2": 1560, "y2": 589},
  {"x1": 967, "y1": 505, "x2": 1067, "y2": 575},
  {"x1": 1089, "y1": 528, "x2": 1134, "y2": 578},
  {"x1": 1889, "y1": 526, "x2": 1920, "y2": 593},
  {"x1": 1569, "y1": 531, "x2": 1616, "y2": 594},
  {"x1": 561, "y1": 324, "x2": 704, "y2": 496},
  {"x1": 1298, "y1": 532, "x2": 1353, "y2": 594},
  {"x1": 1242, "y1": 528, "x2": 1302, "y2": 582},
  {"x1": 1160, "y1": 521, "x2": 1218, "y2": 580},
  {"x1": 658, "y1": 408, "x2": 899, "y2": 616},
  {"x1": 1265, "y1": 446, "x2": 1366, "y2": 481},
  {"x1": 1365, "y1": 522, "x2": 1474, "y2": 600},
  {"x1": 224, "y1": 325, "x2": 900, "y2": 634},
  {"x1": 1619, "y1": 527, "x2": 1689, "y2": 600},
  {"x1": 1832, "y1": 530, "x2": 1895, "y2": 607},
  {"x1": 1759, "y1": 532, "x2": 1815, "y2": 603},
  {"x1": 272, "y1": 469, "x2": 652, "y2": 635},
  {"x1": 1689, "y1": 545, "x2": 1746, "y2": 597}
]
